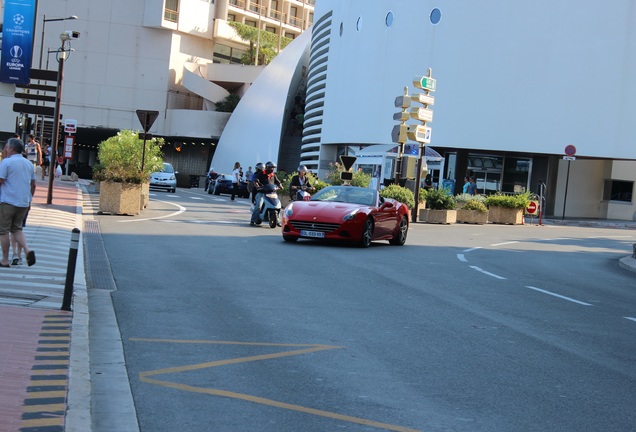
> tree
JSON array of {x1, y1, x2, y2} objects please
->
[{"x1": 228, "y1": 22, "x2": 292, "y2": 66}]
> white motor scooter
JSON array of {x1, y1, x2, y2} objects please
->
[{"x1": 256, "y1": 184, "x2": 281, "y2": 228}]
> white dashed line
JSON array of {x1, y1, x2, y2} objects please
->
[
  {"x1": 525, "y1": 286, "x2": 592, "y2": 306},
  {"x1": 624, "y1": 317, "x2": 636, "y2": 323},
  {"x1": 457, "y1": 254, "x2": 467, "y2": 262},
  {"x1": 490, "y1": 241, "x2": 519, "y2": 247},
  {"x1": 469, "y1": 266, "x2": 506, "y2": 280}
]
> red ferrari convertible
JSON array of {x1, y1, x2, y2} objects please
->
[{"x1": 281, "y1": 185, "x2": 410, "y2": 247}]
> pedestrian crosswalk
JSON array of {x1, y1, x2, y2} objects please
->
[{"x1": 0, "y1": 203, "x2": 81, "y2": 308}]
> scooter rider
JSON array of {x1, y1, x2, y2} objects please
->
[
  {"x1": 290, "y1": 165, "x2": 315, "y2": 200},
  {"x1": 250, "y1": 161, "x2": 282, "y2": 226},
  {"x1": 250, "y1": 162, "x2": 264, "y2": 204}
]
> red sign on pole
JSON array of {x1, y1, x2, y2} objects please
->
[
  {"x1": 526, "y1": 200, "x2": 539, "y2": 215},
  {"x1": 564, "y1": 144, "x2": 576, "y2": 156}
]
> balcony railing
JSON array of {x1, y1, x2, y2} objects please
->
[{"x1": 288, "y1": 16, "x2": 303, "y2": 28}]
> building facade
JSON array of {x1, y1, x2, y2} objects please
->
[
  {"x1": 215, "y1": 0, "x2": 636, "y2": 220},
  {"x1": 0, "y1": 0, "x2": 314, "y2": 183}
]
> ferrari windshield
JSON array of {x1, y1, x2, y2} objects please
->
[{"x1": 311, "y1": 186, "x2": 377, "y2": 206}]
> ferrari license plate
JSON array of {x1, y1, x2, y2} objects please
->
[{"x1": 300, "y1": 230, "x2": 325, "y2": 238}]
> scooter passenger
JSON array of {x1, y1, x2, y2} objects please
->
[
  {"x1": 290, "y1": 165, "x2": 315, "y2": 201},
  {"x1": 250, "y1": 161, "x2": 282, "y2": 226},
  {"x1": 249, "y1": 162, "x2": 264, "y2": 204}
]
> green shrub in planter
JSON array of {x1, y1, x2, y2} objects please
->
[
  {"x1": 462, "y1": 199, "x2": 488, "y2": 213},
  {"x1": 455, "y1": 193, "x2": 486, "y2": 205},
  {"x1": 423, "y1": 187, "x2": 456, "y2": 210},
  {"x1": 484, "y1": 192, "x2": 531, "y2": 209},
  {"x1": 380, "y1": 184, "x2": 415, "y2": 209},
  {"x1": 93, "y1": 130, "x2": 164, "y2": 184}
]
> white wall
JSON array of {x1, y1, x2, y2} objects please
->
[
  {"x1": 210, "y1": 29, "x2": 311, "y2": 173},
  {"x1": 314, "y1": 0, "x2": 636, "y2": 160}
]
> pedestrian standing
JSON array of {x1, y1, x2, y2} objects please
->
[
  {"x1": 26, "y1": 134, "x2": 42, "y2": 173},
  {"x1": 0, "y1": 138, "x2": 36, "y2": 267},
  {"x1": 41, "y1": 143, "x2": 51, "y2": 179},
  {"x1": 462, "y1": 176, "x2": 470, "y2": 194},
  {"x1": 231, "y1": 161, "x2": 240, "y2": 200},
  {"x1": 468, "y1": 176, "x2": 477, "y2": 195}
]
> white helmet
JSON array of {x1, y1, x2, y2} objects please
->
[{"x1": 298, "y1": 165, "x2": 307, "y2": 173}]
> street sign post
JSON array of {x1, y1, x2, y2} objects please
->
[{"x1": 135, "y1": 109, "x2": 159, "y2": 171}]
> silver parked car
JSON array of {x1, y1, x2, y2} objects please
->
[{"x1": 149, "y1": 162, "x2": 178, "y2": 193}]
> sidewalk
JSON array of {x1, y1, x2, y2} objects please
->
[{"x1": 0, "y1": 176, "x2": 88, "y2": 432}]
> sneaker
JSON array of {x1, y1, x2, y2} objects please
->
[
  {"x1": 11, "y1": 256, "x2": 18, "y2": 266},
  {"x1": 18, "y1": 258, "x2": 23, "y2": 266}
]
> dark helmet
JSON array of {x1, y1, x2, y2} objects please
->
[
  {"x1": 255, "y1": 162, "x2": 264, "y2": 170},
  {"x1": 297, "y1": 165, "x2": 307, "y2": 173},
  {"x1": 265, "y1": 161, "x2": 276, "y2": 169}
]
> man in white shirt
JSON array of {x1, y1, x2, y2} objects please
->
[{"x1": 0, "y1": 138, "x2": 37, "y2": 267}]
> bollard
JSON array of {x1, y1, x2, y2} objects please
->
[
  {"x1": 61, "y1": 228, "x2": 81, "y2": 311},
  {"x1": 633, "y1": 243, "x2": 636, "y2": 259}
]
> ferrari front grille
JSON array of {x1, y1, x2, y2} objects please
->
[{"x1": 290, "y1": 220, "x2": 340, "y2": 233}]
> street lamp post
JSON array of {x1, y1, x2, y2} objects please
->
[
  {"x1": 46, "y1": 34, "x2": 71, "y2": 205},
  {"x1": 35, "y1": 15, "x2": 77, "y2": 145},
  {"x1": 38, "y1": 15, "x2": 78, "y2": 70}
]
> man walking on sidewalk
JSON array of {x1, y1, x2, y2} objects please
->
[{"x1": 0, "y1": 138, "x2": 36, "y2": 267}]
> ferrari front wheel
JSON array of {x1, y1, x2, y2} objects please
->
[
  {"x1": 359, "y1": 218, "x2": 373, "y2": 248},
  {"x1": 389, "y1": 215, "x2": 408, "y2": 245}
]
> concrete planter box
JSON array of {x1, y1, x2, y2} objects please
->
[
  {"x1": 419, "y1": 209, "x2": 457, "y2": 224},
  {"x1": 99, "y1": 181, "x2": 142, "y2": 216},
  {"x1": 457, "y1": 209, "x2": 488, "y2": 224},
  {"x1": 488, "y1": 206, "x2": 523, "y2": 225}
]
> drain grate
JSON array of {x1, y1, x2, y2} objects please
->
[{"x1": 83, "y1": 219, "x2": 118, "y2": 291}]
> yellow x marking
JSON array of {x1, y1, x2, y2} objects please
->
[{"x1": 132, "y1": 338, "x2": 421, "y2": 432}]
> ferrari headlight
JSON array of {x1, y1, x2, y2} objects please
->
[
  {"x1": 284, "y1": 204, "x2": 294, "y2": 217},
  {"x1": 342, "y1": 209, "x2": 359, "y2": 221}
]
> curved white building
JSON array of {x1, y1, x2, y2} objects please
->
[{"x1": 215, "y1": 0, "x2": 636, "y2": 220}]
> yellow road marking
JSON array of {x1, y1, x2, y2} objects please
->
[
  {"x1": 142, "y1": 375, "x2": 420, "y2": 432},
  {"x1": 133, "y1": 338, "x2": 421, "y2": 432},
  {"x1": 20, "y1": 417, "x2": 63, "y2": 427},
  {"x1": 22, "y1": 403, "x2": 65, "y2": 413}
]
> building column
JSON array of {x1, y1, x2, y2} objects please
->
[{"x1": 216, "y1": 0, "x2": 229, "y2": 20}]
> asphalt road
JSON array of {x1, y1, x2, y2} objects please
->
[{"x1": 94, "y1": 187, "x2": 636, "y2": 432}]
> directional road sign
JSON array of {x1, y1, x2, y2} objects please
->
[
  {"x1": 413, "y1": 76, "x2": 436, "y2": 91},
  {"x1": 411, "y1": 93, "x2": 435, "y2": 106},
  {"x1": 407, "y1": 125, "x2": 432, "y2": 144},
  {"x1": 410, "y1": 107, "x2": 433, "y2": 122}
]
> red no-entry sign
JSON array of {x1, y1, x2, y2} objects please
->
[{"x1": 526, "y1": 200, "x2": 539, "y2": 215}]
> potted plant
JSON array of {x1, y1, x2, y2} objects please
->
[
  {"x1": 484, "y1": 192, "x2": 531, "y2": 225},
  {"x1": 420, "y1": 187, "x2": 457, "y2": 224},
  {"x1": 93, "y1": 130, "x2": 164, "y2": 215},
  {"x1": 456, "y1": 198, "x2": 488, "y2": 224},
  {"x1": 380, "y1": 184, "x2": 415, "y2": 209}
]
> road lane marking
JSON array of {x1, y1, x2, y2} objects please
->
[
  {"x1": 117, "y1": 201, "x2": 186, "y2": 223},
  {"x1": 133, "y1": 338, "x2": 420, "y2": 432},
  {"x1": 525, "y1": 286, "x2": 592, "y2": 306},
  {"x1": 469, "y1": 266, "x2": 506, "y2": 280},
  {"x1": 463, "y1": 247, "x2": 482, "y2": 253},
  {"x1": 457, "y1": 254, "x2": 467, "y2": 262},
  {"x1": 490, "y1": 241, "x2": 519, "y2": 247},
  {"x1": 624, "y1": 317, "x2": 636, "y2": 323}
]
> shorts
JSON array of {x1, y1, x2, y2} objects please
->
[{"x1": 0, "y1": 203, "x2": 29, "y2": 235}]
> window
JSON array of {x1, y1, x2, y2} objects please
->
[
  {"x1": 164, "y1": 0, "x2": 179, "y2": 22},
  {"x1": 604, "y1": 180, "x2": 633, "y2": 202},
  {"x1": 213, "y1": 44, "x2": 246, "y2": 64}
]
